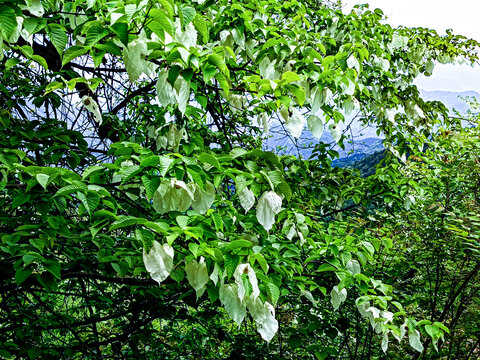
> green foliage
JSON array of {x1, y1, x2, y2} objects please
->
[{"x1": 0, "y1": 0, "x2": 479, "y2": 358}]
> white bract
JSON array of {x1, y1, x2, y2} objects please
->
[
  {"x1": 381, "y1": 332, "x2": 389, "y2": 353},
  {"x1": 307, "y1": 114, "x2": 324, "y2": 139},
  {"x1": 123, "y1": 38, "x2": 155, "y2": 82},
  {"x1": 142, "y1": 241, "x2": 174, "y2": 284},
  {"x1": 229, "y1": 94, "x2": 245, "y2": 113},
  {"x1": 286, "y1": 108, "x2": 306, "y2": 138},
  {"x1": 156, "y1": 69, "x2": 176, "y2": 107},
  {"x1": 82, "y1": 96, "x2": 103, "y2": 125},
  {"x1": 153, "y1": 179, "x2": 195, "y2": 213},
  {"x1": 346, "y1": 260, "x2": 361, "y2": 275},
  {"x1": 191, "y1": 182, "x2": 215, "y2": 214},
  {"x1": 174, "y1": 76, "x2": 190, "y2": 115},
  {"x1": 257, "y1": 113, "x2": 269, "y2": 134},
  {"x1": 330, "y1": 285, "x2": 347, "y2": 310},
  {"x1": 246, "y1": 296, "x2": 279, "y2": 342},
  {"x1": 409, "y1": 329, "x2": 424, "y2": 353},
  {"x1": 25, "y1": 0, "x2": 45, "y2": 17},
  {"x1": 175, "y1": 20, "x2": 197, "y2": 49},
  {"x1": 329, "y1": 124, "x2": 341, "y2": 143},
  {"x1": 186, "y1": 257, "x2": 209, "y2": 298},
  {"x1": 256, "y1": 191, "x2": 282, "y2": 231},
  {"x1": 234, "y1": 263, "x2": 259, "y2": 301},
  {"x1": 166, "y1": 124, "x2": 184, "y2": 152},
  {"x1": 238, "y1": 187, "x2": 255, "y2": 213},
  {"x1": 219, "y1": 284, "x2": 246, "y2": 326}
]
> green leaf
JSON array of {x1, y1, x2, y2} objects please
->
[
  {"x1": 142, "y1": 175, "x2": 160, "y2": 200},
  {"x1": 222, "y1": 240, "x2": 254, "y2": 252},
  {"x1": 55, "y1": 182, "x2": 88, "y2": 196},
  {"x1": 47, "y1": 24, "x2": 68, "y2": 56},
  {"x1": 62, "y1": 46, "x2": 89, "y2": 66},
  {"x1": 180, "y1": 6, "x2": 196, "y2": 28},
  {"x1": 0, "y1": 5, "x2": 17, "y2": 39},
  {"x1": 121, "y1": 165, "x2": 141, "y2": 183},
  {"x1": 142, "y1": 221, "x2": 170, "y2": 235},
  {"x1": 15, "y1": 267, "x2": 32, "y2": 285},
  {"x1": 110, "y1": 22, "x2": 129, "y2": 46},
  {"x1": 77, "y1": 191, "x2": 100, "y2": 215},
  {"x1": 110, "y1": 216, "x2": 138, "y2": 231},
  {"x1": 267, "y1": 283, "x2": 280, "y2": 306},
  {"x1": 276, "y1": 181, "x2": 292, "y2": 202},
  {"x1": 224, "y1": 253, "x2": 240, "y2": 279},
  {"x1": 251, "y1": 253, "x2": 268, "y2": 273},
  {"x1": 286, "y1": 84, "x2": 306, "y2": 106},
  {"x1": 211, "y1": 212, "x2": 223, "y2": 231},
  {"x1": 193, "y1": 15, "x2": 208, "y2": 42},
  {"x1": 207, "y1": 53, "x2": 228, "y2": 74},
  {"x1": 198, "y1": 153, "x2": 221, "y2": 170},
  {"x1": 36, "y1": 173, "x2": 49, "y2": 190},
  {"x1": 44, "y1": 260, "x2": 61, "y2": 280},
  {"x1": 215, "y1": 73, "x2": 230, "y2": 97},
  {"x1": 159, "y1": 156, "x2": 174, "y2": 176},
  {"x1": 281, "y1": 71, "x2": 300, "y2": 83}
]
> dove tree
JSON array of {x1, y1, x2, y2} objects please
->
[{"x1": 0, "y1": 0, "x2": 478, "y2": 358}]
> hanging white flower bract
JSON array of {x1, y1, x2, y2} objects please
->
[
  {"x1": 82, "y1": 96, "x2": 103, "y2": 125},
  {"x1": 246, "y1": 296, "x2": 279, "y2": 342},
  {"x1": 238, "y1": 187, "x2": 255, "y2": 213},
  {"x1": 329, "y1": 123, "x2": 341, "y2": 143},
  {"x1": 123, "y1": 36, "x2": 156, "y2": 82},
  {"x1": 173, "y1": 76, "x2": 190, "y2": 115},
  {"x1": 191, "y1": 182, "x2": 215, "y2": 214},
  {"x1": 166, "y1": 124, "x2": 185, "y2": 152},
  {"x1": 219, "y1": 283, "x2": 246, "y2": 326},
  {"x1": 156, "y1": 69, "x2": 176, "y2": 107},
  {"x1": 307, "y1": 114, "x2": 324, "y2": 139},
  {"x1": 233, "y1": 263, "x2": 260, "y2": 301},
  {"x1": 285, "y1": 108, "x2": 306, "y2": 138},
  {"x1": 330, "y1": 285, "x2": 347, "y2": 310},
  {"x1": 153, "y1": 179, "x2": 195, "y2": 213},
  {"x1": 185, "y1": 257, "x2": 209, "y2": 298},
  {"x1": 256, "y1": 191, "x2": 282, "y2": 231},
  {"x1": 142, "y1": 241, "x2": 174, "y2": 284}
]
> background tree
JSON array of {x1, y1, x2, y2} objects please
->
[{"x1": 0, "y1": 0, "x2": 479, "y2": 358}]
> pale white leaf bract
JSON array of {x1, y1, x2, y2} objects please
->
[
  {"x1": 409, "y1": 329, "x2": 424, "y2": 353},
  {"x1": 219, "y1": 284, "x2": 246, "y2": 326},
  {"x1": 191, "y1": 181, "x2": 215, "y2": 214},
  {"x1": 186, "y1": 257, "x2": 209, "y2": 298},
  {"x1": 330, "y1": 285, "x2": 347, "y2": 310},
  {"x1": 329, "y1": 123, "x2": 341, "y2": 143},
  {"x1": 285, "y1": 108, "x2": 305, "y2": 138},
  {"x1": 82, "y1": 96, "x2": 103, "y2": 125},
  {"x1": 156, "y1": 69, "x2": 176, "y2": 107},
  {"x1": 256, "y1": 191, "x2": 282, "y2": 231},
  {"x1": 234, "y1": 263, "x2": 260, "y2": 301},
  {"x1": 143, "y1": 241, "x2": 174, "y2": 284},
  {"x1": 246, "y1": 296, "x2": 278, "y2": 342},
  {"x1": 153, "y1": 179, "x2": 195, "y2": 213},
  {"x1": 238, "y1": 187, "x2": 255, "y2": 213},
  {"x1": 307, "y1": 114, "x2": 324, "y2": 139}
]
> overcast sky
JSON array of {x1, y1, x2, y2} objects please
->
[{"x1": 343, "y1": 0, "x2": 480, "y2": 93}]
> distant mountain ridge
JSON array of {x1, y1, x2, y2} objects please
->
[
  {"x1": 265, "y1": 90, "x2": 479, "y2": 165},
  {"x1": 420, "y1": 89, "x2": 480, "y2": 114}
]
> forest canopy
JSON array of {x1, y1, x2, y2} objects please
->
[{"x1": 0, "y1": 0, "x2": 479, "y2": 358}]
